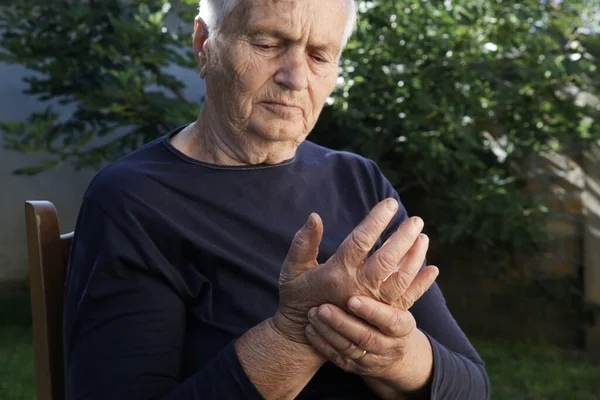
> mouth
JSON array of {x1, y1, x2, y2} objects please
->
[{"x1": 261, "y1": 101, "x2": 303, "y2": 114}]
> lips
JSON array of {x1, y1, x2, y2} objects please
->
[
  {"x1": 260, "y1": 101, "x2": 304, "y2": 117},
  {"x1": 262, "y1": 101, "x2": 302, "y2": 110}
]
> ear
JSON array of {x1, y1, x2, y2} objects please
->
[{"x1": 193, "y1": 17, "x2": 209, "y2": 78}]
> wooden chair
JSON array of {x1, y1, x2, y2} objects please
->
[{"x1": 25, "y1": 200, "x2": 74, "y2": 400}]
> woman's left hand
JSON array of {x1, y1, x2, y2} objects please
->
[{"x1": 306, "y1": 295, "x2": 419, "y2": 379}]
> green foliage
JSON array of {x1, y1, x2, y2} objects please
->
[
  {"x1": 0, "y1": 0, "x2": 200, "y2": 172},
  {"x1": 1, "y1": 0, "x2": 600, "y2": 265},
  {"x1": 312, "y1": 0, "x2": 600, "y2": 261}
]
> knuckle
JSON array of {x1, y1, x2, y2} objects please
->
[
  {"x1": 393, "y1": 311, "x2": 416, "y2": 335},
  {"x1": 410, "y1": 280, "x2": 426, "y2": 300},
  {"x1": 379, "y1": 286, "x2": 394, "y2": 304},
  {"x1": 398, "y1": 230, "x2": 416, "y2": 246},
  {"x1": 386, "y1": 310, "x2": 402, "y2": 332},
  {"x1": 372, "y1": 212, "x2": 390, "y2": 230},
  {"x1": 357, "y1": 329, "x2": 379, "y2": 349},
  {"x1": 377, "y1": 250, "x2": 398, "y2": 271},
  {"x1": 403, "y1": 314, "x2": 417, "y2": 334},
  {"x1": 350, "y1": 229, "x2": 373, "y2": 253},
  {"x1": 322, "y1": 267, "x2": 341, "y2": 289},
  {"x1": 393, "y1": 270, "x2": 412, "y2": 292},
  {"x1": 333, "y1": 315, "x2": 347, "y2": 331},
  {"x1": 403, "y1": 287, "x2": 422, "y2": 309},
  {"x1": 364, "y1": 302, "x2": 380, "y2": 321},
  {"x1": 292, "y1": 230, "x2": 309, "y2": 248},
  {"x1": 341, "y1": 342, "x2": 357, "y2": 356},
  {"x1": 332, "y1": 352, "x2": 348, "y2": 368},
  {"x1": 355, "y1": 272, "x2": 373, "y2": 293},
  {"x1": 396, "y1": 297, "x2": 411, "y2": 311}
]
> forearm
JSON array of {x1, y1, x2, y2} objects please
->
[
  {"x1": 363, "y1": 331, "x2": 490, "y2": 400},
  {"x1": 236, "y1": 318, "x2": 325, "y2": 399},
  {"x1": 425, "y1": 333, "x2": 490, "y2": 400},
  {"x1": 362, "y1": 329, "x2": 433, "y2": 400}
]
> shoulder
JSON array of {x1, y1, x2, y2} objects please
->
[
  {"x1": 298, "y1": 140, "x2": 382, "y2": 177},
  {"x1": 82, "y1": 135, "x2": 167, "y2": 219},
  {"x1": 298, "y1": 141, "x2": 409, "y2": 237},
  {"x1": 297, "y1": 140, "x2": 396, "y2": 200}
]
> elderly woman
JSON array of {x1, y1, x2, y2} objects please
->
[{"x1": 63, "y1": 0, "x2": 490, "y2": 399}]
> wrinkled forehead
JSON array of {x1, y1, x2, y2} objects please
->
[{"x1": 223, "y1": 0, "x2": 351, "y2": 48}]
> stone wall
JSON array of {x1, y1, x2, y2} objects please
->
[
  {"x1": 433, "y1": 150, "x2": 591, "y2": 348},
  {"x1": 530, "y1": 151, "x2": 586, "y2": 279},
  {"x1": 583, "y1": 144, "x2": 600, "y2": 357}
]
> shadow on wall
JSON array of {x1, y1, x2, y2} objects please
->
[
  {"x1": 583, "y1": 143, "x2": 600, "y2": 356},
  {"x1": 0, "y1": 58, "x2": 205, "y2": 286},
  {"x1": 0, "y1": 3, "x2": 206, "y2": 286},
  {"x1": 0, "y1": 62, "x2": 97, "y2": 286}
]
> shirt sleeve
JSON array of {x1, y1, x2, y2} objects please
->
[
  {"x1": 412, "y1": 284, "x2": 491, "y2": 400},
  {"x1": 63, "y1": 199, "x2": 264, "y2": 400},
  {"x1": 369, "y1": 160, "x2": 491, "y2": 400}
]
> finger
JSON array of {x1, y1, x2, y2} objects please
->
[
  {"x1": 307, "y1": 307, "x2": 370, "y2": 360},
  {"x1": 347, "y1": 296, "x2": 416, "y2": 338},
  {"x1": 360, "y1": 217, "x2": 424, "y2": 288},
  {"x1": 378, "y1": 233, "x2": 429, "y2": 304},
  {"x1": 393, "y1": 265, "x2": 439, "y2": 310},
  {"x1": 281, "y1": 213, "x2": 323, "y2": 280},
  {"x1": 333, "y1": 198, "x2": 398, "y2": 270},
  {"x1": 305, "y1": 323, "x2": 366, "y2": 373},
  {"x1": 308, "y1": 304, "x2": 392, "y2": 355}
]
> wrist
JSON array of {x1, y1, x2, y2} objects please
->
[
  {"x1": 268, "y1": 315, "x2": 326, "y2": 360},
  {"x1": 372, "y1": 329, "x2": 434, "y2": 395},
  {"x1": 271, "y1": 311, "x2": 310, "y2": 345},
  {"x1": 234, "y1": 318, "x2": 326, "y2": 399}
]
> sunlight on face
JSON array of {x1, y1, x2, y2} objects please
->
[{"x1": 203, "y1": 0, "x2": 351, "y2": 144}]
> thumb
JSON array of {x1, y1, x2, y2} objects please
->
[{"x1": 281, "y1": 213, "x2": 323, "y2": 281}]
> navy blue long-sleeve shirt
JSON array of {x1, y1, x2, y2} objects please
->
[{"x1": 63, "y1": 125, "x2": 490, "y2": 399}]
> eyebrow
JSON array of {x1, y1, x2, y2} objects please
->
[{"x1": 246, "y1": 27, "x2": 341, "y2": 55}]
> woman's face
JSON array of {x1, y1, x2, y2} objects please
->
[{"x1": 196, "y1": 0, "x2": 351, "y2": 146}]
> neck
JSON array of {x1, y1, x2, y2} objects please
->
[{"x1": 174, "y1": 101, "x2": 300, "y2": 166}]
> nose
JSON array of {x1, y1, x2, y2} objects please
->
[{"x1": 273, "y1": 48, "x2": 309, "y2": 91}]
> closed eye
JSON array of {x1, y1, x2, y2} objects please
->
[{"x1": 255, "y1": 44, "x2": 278, "y2": 50}]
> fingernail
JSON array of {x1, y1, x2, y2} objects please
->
[
  {"x1": 349, "y1": 297, "x2": 361, "y2": 310},
  {"x1": 309, "y1": 307, "x2": 318, "y2": 319},
  {"x1": 420, "y1": 233, "x2": 429, "y2": 242},
  {"x1": 413, "y1": 217, "x2": 424, "y2": 229},
  {"x1": 386, "y1": 199, "x2": 398, "y2": 211},
  {"x1": 306, "y1": 324, "x2": 315, "y2": 335},
  {"x1": 306, "y1": 214, "x2": 316, "y2": 230},
  {"x1": 318, "y1": 307, "x2": 331, "y2": 319}
]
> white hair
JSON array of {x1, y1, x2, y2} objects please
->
[{"x1": 197, "y1": 0, "x2": 357, "y2": 46}]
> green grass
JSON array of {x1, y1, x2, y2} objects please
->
[
  {"x1": 0, "y1": 294, "x2": 36, "y2": 400},
  {"x1": 476, "y1": 339, "x2": 600, "y2": 400},
  {"x1": 1, "y1": 295, "x2": 599, "y2": 400}
]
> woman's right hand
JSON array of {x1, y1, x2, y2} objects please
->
[{"x1": 272, "y1": 198, "x2": 433, "y2": 344}]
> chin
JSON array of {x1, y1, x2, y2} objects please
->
[{"x1": 247, "y1": 117, "x2": 308, "y2": 144}]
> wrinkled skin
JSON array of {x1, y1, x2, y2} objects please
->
[
  {"x1": 176, "y1": 0, "x2": 441, "y2": 396},
  {"x1": 181, "y1": 0, "x2": 352, "y2": 166},
  {"x1": 274, "y1": 199, "x2": 438, "y2": 344}
]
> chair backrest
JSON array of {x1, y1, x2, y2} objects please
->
[{"x1": 25, "y1": 200, "x2": 73, "y2": 400}]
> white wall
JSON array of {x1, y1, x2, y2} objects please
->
[
  {"x1": 0, "y1": 63, "x2": 97, "y2": 284},
  {"x1": 0, "y1": 18, "x2": 204, "y2": 285}
]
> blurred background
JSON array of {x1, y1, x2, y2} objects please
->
[{"x1": 1, "y1": 0, "x2": 600, "y2": 398}]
